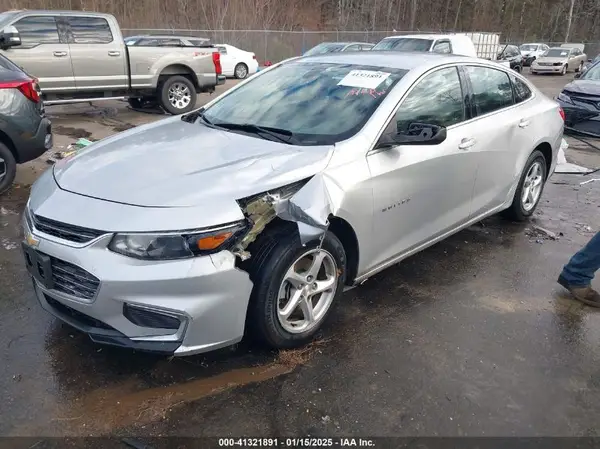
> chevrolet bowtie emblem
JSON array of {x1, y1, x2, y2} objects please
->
[{"x1": 25, "y1": 231, "x2": 40, "y2": 247}]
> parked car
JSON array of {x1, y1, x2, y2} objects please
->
[
  {"x1": 531, "y1": 45, "x2": 587, "y2": 75},
  {"x1": 303, "y1": 42, "x2": 374, "y2": 56},
  {"x1": 124, "y1": 35, "x2": 212, "y2": 48},
  {"x1": 519, "y1": 43, "x2": 549, "y2": 66},
  {"x1": 557, "y1": 60, "x2": 600, "y2": 136},
  {"x1": 22, "y1": 52, "x2": 563, "y2": 355},
  {"x1": 372, "y1": 34, "x2": 478, "y2": 57},
  {"x1": 0, "y1": 10, "x2": 224, "y2": 114},
  {"x1": 0, "y1": 53, "x2": 51, "y2": 194},
  {"x1": 497, "y1": 44, "x2": 524, "y2": 72},
  {"x1": 214, "y1": 44, "x2": 259, "y2": 79},
  {"x1": 580, "y1": 54, "x2": 600, "y2": 75}
]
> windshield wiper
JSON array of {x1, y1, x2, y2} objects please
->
[{"x1": 216, "y1": 123, "x2": 296, "y2": 144}]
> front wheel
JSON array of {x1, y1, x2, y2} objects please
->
[
  {"x1": 158, "y1": 75, "x2": 197, "y2": 115},
  {"x1": 561, "y1": 64, "x2": 568, "y2": 75},
  {"x1": 577, "y1": 62, "x2": 583, "y2": 73},
  {"x1": 0, "y1": 142, "x2": 16, "y2": 195},
  {"x1": 503, "y1": 150, "x2": 547, "y2": 221},
  {"x1": 244, "y1": 224, "x2": 347, "y2": 349}
]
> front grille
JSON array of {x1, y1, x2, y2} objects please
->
[
  {"x1": 50, "y1": 257, "x2": 100, "y2": 300},
  {"x1": 31, "y1": 212, "x2": 105, "y2": 244},
  {"x1": 44, "y1": 294, "x2": 113, "y2": 330}
]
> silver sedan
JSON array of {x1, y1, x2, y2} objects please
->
[{"x1": 22, "y1": 52, "x2": 564, "y2": 356}]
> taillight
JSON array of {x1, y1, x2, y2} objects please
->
[
  {"x1": 559, "y1": 107, "x2": 565, "y2": 121},
  {"x1": 212, "y1": 52, "x2": 222, "y2": 75},
  {"x1": 0, "y1": 79, "x2": 40, "y2": 103}
]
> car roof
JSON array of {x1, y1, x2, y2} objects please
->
[
  {"x1": 297, "y1": 51, "x2": 494, "y2": 71},
  {"x1": 381, "y1": 34, "x2": 463, "y2": 40},
  {"x1": 521, "y1": 42, "x2": 544, "y2": 45},
  {"x1": 548, "y1": 47, "x2": 572, "y2": 50},
  {"x1": 3, "y1": 9, "x2": 114, "y2": 18}
]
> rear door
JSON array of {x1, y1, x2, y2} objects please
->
[
  {"x1": 2, "y1": 15, "x2": 74, "y2": 92},
  {"x1": 63, "y1": 15, "x2": 128, "y2": 91},
  {"x1": 463, "y1": 65, "x2": 526, "y2": 217}
]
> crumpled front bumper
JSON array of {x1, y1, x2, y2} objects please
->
[{"x1": 22, "y1": 214, "x2": 254, "y2": 356}]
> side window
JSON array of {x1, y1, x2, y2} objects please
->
[
  {"x1": 511, "y1": 76, "x2": 532, "y2": 104},
  {"x1": 157, "y1": 39, "x2": 182, "y2": 47},
  {"x1": 67, "y1": 16, "x2": 113, "y2": 44},
  {"x1": 466, "y1": 66, "x2": 514, "y2": 116},
  {"x1": 13, "y1": 16, "x2": 60, "y2": 47},
  {"x1": 394, "y1": 67, "x2": 465, "y2": 134},
  {"x1": 432, "y1": 40, "x2": 451, "y2": 54},
  {"x1": 217, "y1": 46, "x2": 227, "y2": 55},
  {"x1": 345, "y1": 45, "x2": 361, "y2": 51}
]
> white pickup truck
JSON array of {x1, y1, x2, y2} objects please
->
[{"x1": 0, "y1": 10, "x2": 225, "y2": 114}]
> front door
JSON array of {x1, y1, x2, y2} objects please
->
[
  {"x1": 366, "y1": 66, "x2": 479, "y2": 269},
  {"x1": 2, "y1": 15, "x2": 75, "y2": 93},
  {"x1": 63, "y1": 15, "x2": 128, "y2": 91}
]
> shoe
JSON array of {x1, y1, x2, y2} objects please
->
[{"x1": 558, "y1": 275, "x2": 600, "y2": 308}]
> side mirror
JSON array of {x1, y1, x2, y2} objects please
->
[
  {"x1": 0, "y1": 26, "x2": 21, "y2": 50},
  {"x1": 377, "y1": 123, "x2": 447, "y2": 149}
]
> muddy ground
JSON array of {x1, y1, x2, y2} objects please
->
[{"x1": 1, "y1": 72, "x2": 600, "y2": 439}]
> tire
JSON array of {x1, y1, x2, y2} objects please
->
[
  {"x1": 514, "y1": 65, "x2": 522, "y2": 73},
  {"x1": 234, "y1": 63, "x2": 249, "y2": 79},
  {"x1": 244, "y1": 223, "x2": 347, "y2": 349},
  {"x1": 561, "y1": 64, "x2": 567, "y2": 75},
  {"x1": 577, "y1": 62, "x2": 583, "y2": 73},
  {"x1": 0, "y1": 142, "x2": 16, "y2": 195},
  {"x1": 503, "y1": 150, "x2": 547, "y2": 221},
  {"x1": 158, "y1": 75, "x2": 196, "y2": 115}
]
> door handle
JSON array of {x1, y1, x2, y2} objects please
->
[
  {"x1": 53, "y1": 51, "x2": 68, "y2": 57},
  {"x1": 108, "y1": 51, "x2": 120, "y2": 56},
  {"x1": 519, "y1": 119, "x2": 531, "y2": 128},
  {"x1": 458, "y1": 138, "x2": 476, "y2": 150}
]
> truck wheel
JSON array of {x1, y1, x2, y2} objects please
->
[
  {"x1": 0, "y1": 142, "x2": 17, "y2": 195},
  {"x1": 159, "y1": 76, "x2": 196, "y2": 115}
]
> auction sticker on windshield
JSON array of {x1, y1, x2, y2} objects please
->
[{"x1": 338, "y1": 70, "x2": 391, "y2": 89}]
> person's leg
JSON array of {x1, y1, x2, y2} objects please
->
[{"x1": 558, "y1": 231, "x2": 600, "y2": 307}]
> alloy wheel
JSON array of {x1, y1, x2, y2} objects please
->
[
  {"x1": 235, "y1": 64, "x2": 248, "y2": 79},
  {"x1": 168, "y1": 83, "x2": 192, "y2": 110},
  {"x1": 521, "y1": 161, "x2": 544, "y2": 212},
  {"x1": 276, "y1": 249, "x2": 338, "y2": 334}
]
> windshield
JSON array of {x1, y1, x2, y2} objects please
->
[
  {"x1": 372, "y1": 38, "x2": 433, "y2": 52},
  {"x1": 581, "y1": 62, "x2": 600, "y2": 80},
  {"x1": 304, "y1": 43, "x2": 346, "y2": 56},
  {"x1": 202, "y1": 61, "x2": 407, "y2": 145},
  {"x1": 545, "y1": 49, "x2": 570, "y2": 58},
  {"x1": 520, "y1": 44, "x2": 538, "y2": 52}
]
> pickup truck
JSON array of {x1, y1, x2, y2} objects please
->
[{"x1": 0, "y1": 10, "x2": 225, "y2": 114}]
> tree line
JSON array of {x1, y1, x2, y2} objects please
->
[{"x1": 0, "y1": 0, "x2": 596, "y2": 43}]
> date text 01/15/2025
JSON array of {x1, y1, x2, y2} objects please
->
[{"x1": 218, "y1": 438, "x2": 376, "y2": 447}]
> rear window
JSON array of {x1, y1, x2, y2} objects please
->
[
  {"x1": 545, "y1": 49, "x2": 570, "y2": 57},
  {"x1": 0, "y1": 53, "x2": 23, "y2": 73},
  {"x1": 203, "y1": 62, "x2": 408, "y2": 145},
  {"x1": 372, "y1": 38, "x2": 433, "y2": 52}
]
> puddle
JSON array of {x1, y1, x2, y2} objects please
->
[
  {"x1": 52, "y1": 126, "x2": 92, "y2": 139},
  {"x1": 60, "y1": 363, "x2": 294, "y2": 433}
]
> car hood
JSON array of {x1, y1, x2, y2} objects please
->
[
  {"x1": 53, "y1": 116, "x2": 334, "y2": 208},
  {"x1": 536, "y1": 56, "x2": 568, "y2": 63},
  {"x1": 563, "y1": 80, "x2": 600, "y2": 95}
]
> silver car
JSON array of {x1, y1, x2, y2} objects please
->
[{"x1": 22, "y1": 53, "x2": 564, "y2": 356}]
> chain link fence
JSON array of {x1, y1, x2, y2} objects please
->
[{"x1": 121, "y1": 29, "x2": 600, "y2": 63}]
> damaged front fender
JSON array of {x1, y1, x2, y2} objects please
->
[{"x1": 232, "y1": 173, "x2": 345, "y2": 260}]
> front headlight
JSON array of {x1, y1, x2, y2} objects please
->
[
  {"x1": 557, "y1": 92, "x2": 574, "y2": 104},
  {"x1": 108, "y1": 222, "x2": 247, "y2": 260}
]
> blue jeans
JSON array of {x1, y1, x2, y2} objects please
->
[{"x1": 560, "y1": 231, "x2": 600, "y2": 287}]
